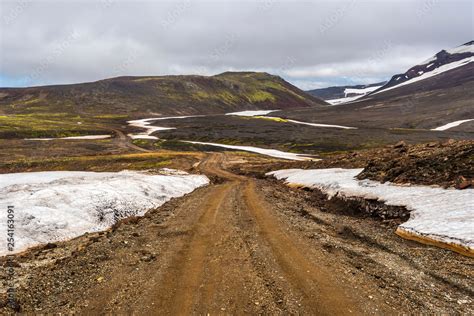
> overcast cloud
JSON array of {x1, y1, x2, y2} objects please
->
[{"x1": 0, "y1": 0, "x2": 472, "y2": 89}]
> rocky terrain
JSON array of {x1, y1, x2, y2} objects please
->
[
  {"x1": 230, "y1": 140, "x2": 474, "y2": 189},
  {"x1": 357, "y1": 140, "x2": 474, "y2": 188}
]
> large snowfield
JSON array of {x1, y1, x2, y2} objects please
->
[
  {"x1": 0, "y1": 170, "x2": 209, "y2": 256},
  {"x1": 268, "y1": 168, "x2": 473, "y2": 252}
]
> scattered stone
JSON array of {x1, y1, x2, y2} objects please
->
[
  {"x1": 357, "y1": 140, "x2": 474, "y2": 189},
  {"x1": 44, "y1": 243, "x2": 58, "y2": 250},
  {"x1": 455, "y1": 176, "x2": 472, "y2": 189},
  {"x1": 393, "y1": 141, "x2": 406, "y2": 148},
  {"x1": 140, "y1": 254, "x2": 156, "y2": 262}
]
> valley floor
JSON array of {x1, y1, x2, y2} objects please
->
[{"x1": 1, "y1": 152, "x2": 472, "y2": 314}]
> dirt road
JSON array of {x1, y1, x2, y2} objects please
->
[
  {"x1": 82, "y1": 153, "x2": 378, "y2": 314},
  {"x1": 2, "y1": 153, "x2": 472, "y2": 314}
]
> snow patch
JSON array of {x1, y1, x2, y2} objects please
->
[
  {"x1": 127, "y1": 114, "x2": 343, "y2": 159},
  {"x1": 344, "y1": 86, "x2": 382, "y2": 97},
  {"x1": 227, "y1": 110, "x2": 357, "y2": 129},
  {"x1": 446, "y1": 43, "x2": 474, "y2": 55},
  {"x1": 25, "y1": 135, "x2": 111, "y2": 141},
  {"x1": 326, "y1": 86, "x2": 382, "y2": 105},
  {"x1": 225, "y1": 110, "x2": 279, "y2": 117},
  {"x1": 184, "y1": 141, "x2": 315, "y2": 161},
  {"x1": 0, "y1": 170, "x2": 209, "y2": 256},
  {"x1": 267, "y1": 118, "x2": 356, "y2": 129},
  {"x1": 431, "y1": 119, "x2": 474, "y2": 131},
  {"x1": 268, "y1": 168, "x2": 474, "y2": 251},
  {"x1": 326, "y1": 95, "x2": 363, "y2": 105},
  {"x1": 127, "y1": 116, "x2": 200, "y2": 139}
]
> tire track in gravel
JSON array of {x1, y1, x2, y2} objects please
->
[
  {"x1": 7, "y1": 152, "x2": 392, "y2": 314},
  {"x1": 242, "y1": 179, "x2": 362, "y2": 315},
  {"x1": 134, "y1": 152, "x2": 368, "y2": 314}
]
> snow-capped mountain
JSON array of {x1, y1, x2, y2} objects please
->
[{"x1": 371, "y1": 41, "x2": 474, "y2": 95}]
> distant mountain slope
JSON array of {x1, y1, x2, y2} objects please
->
[
  {"x1": 307, "y1": 82, "x2": 386, "y2": 100},
  {"x1": 370, "y1": 41, "x2": 473, "y2": 96},
  {"x1": 307, "y1": 41, "x2": 474, "y2": 107},
  {"x1": 279, "y1": 41, "x2": 474, "y2": 131},
  {"x1": 0, "y1": 72, "x2": 327, "y2": 117}
]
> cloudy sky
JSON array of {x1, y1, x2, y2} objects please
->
[{"x1": 0, "y1": 0, "x2": 472, "y2": 89}]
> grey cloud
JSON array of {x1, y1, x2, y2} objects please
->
[{"x1": 0, "y1": 0, "x2": 472, "y2": 88}]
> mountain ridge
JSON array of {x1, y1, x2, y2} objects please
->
[
  {"x1": 369, "y1": 41, "x2": 473, "y2": 96},
  {"x1": 0, "y1": 72, "x2": 327, "y2": 117}
]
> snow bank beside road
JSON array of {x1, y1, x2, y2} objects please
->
[
  {"x1": 268, "y1": 168, "x2": 474, "y2": 256},
  {"x1": 0, "y1": 170, "x2": 209, "y2": 256}
]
